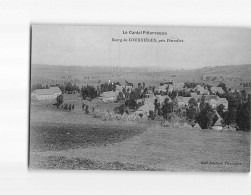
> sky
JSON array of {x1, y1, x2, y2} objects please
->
[{"x1": 31, "y1": 25, "x2": 251, "y2": 70}]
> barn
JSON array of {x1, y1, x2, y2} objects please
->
[
  {"x1": 101, "y1": 91, "x2": 118, "y2": 102},
  {"x1": 31, "y1": 87, "x2": 62, "y2": 100}
]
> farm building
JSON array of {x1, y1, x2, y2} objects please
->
[
  {"x1": 31, "y1": 87, "x2": 62, "y2": 100},
  {"x1": 100, "y1": 91, "x2": 118, "y2": 103},
  {"x1": 205, "y1": 95, "x2": 228, "y2": 110},
  {"x1": 156, "y1": 95, "x2": 171, "y2": 105},
  {"x1": 204, "y1": 95, "x2": 219, "y2": 108},
  {"x1": 144, "y1": 96, "x2": 156, "y2": 104},
  {"x1": 218, "y1": 98, "x2": 228, "y2": 110},
  {"x1": 135, "y1": 102, "x2": 155, "y2": 116},
  {"x1": 212, "y1": 119, "x2": 223, "y2": 131},
  {"x1": 190, "y1": 93, "x2": 202, "y2": 102},
  {"x1": 156, "y1": 84, "x2": 168, "y2": 93},
  {"x1": 176, "y1": 96, "x2": 194, "y2": 107},
  {"x1": 211, "y1": 87, "x2": 224, "y2": 94},
  {"x1": 50, "y1": 87, "x2": 62, "y2": 96},
  {"x1": 176, "y1": 96, "x2": 186, "y2": 107},
  {"x1": 115, "y1": 85, "x2": 123, "y2": 92},
  {"x1": 194, "y1": 85, "x2": 209, "y2": 95},
  {"x1": 190, "y1": 92, "x2": 198, "y2": 96}
]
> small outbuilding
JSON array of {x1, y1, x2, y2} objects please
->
[
  {"x1": 212, "y1": 119, "x2": 223, "y2": 131},
  {"x1": 162, "y1": 120, "x2": 171, "y2": 127},
  {"x1": 193, "y1": 123, "x2": 201, "y2": 130},
  {"x1": 182, "y1": 122, "x2": 193, "y2": 129}
]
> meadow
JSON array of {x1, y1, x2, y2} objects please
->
[{"x1": 29, "y1": 103, "x2": 250, "y2": 172}]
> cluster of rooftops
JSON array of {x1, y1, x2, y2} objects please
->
[
  {"x1": 31, "y1": 82, "x2": 228, "y2": 112},
  {"x1": 100, "y1": 83, "x2": 228, "y2": 115}
]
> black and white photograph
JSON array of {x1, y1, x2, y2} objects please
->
[
  {"x1": 29, "y1": 25, "x2": 250, "y2": 172},
  {"x1": 1, "y1": 0, "x2": 251, "y2": 194}
]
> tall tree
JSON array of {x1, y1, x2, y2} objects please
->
[
  {"x1": 161, "y1": 98, "x2": 174, "y2": 120},
  {"x1": 56, "y1": 94, "x2": 64, "y2": 105},
  {"x1": 196, "y1": 103, "x2": 215, "y2": 129},
  {"x1": 236, "y1": 96, "x2": 250, "y2": 131}
]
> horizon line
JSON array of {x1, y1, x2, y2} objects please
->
[{"x1": 31, "y1": 63, "x2": 251, "y2": 71}]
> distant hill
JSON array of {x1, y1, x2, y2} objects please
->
[
  {"x1": 194, "y1": 64, "x2": 251, "y2": 80},
  {"x1": 30, "y1": 64, "x2": 251, "y2": 89}
]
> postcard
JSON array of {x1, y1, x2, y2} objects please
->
[{"x1": 29, "y1": 25, "x2": 250, "y2": 172}]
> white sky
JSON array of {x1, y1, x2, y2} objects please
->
[{"x1": 32, "y1": 25, "x2": 251, "y2": 69}]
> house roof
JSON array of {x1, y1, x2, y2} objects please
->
[
  {"x1": 137, "y1": 102, "x2": 154, "y2": 112},
  {"x1": 175, "y1": 82, "x2": 185, "y2": 87},
  {"x1": 32, "y1": 88, "x2": 55, "y2": 95},
  {"x1": 214, "y1": 118, "x2": 222, "y2": 126},
  {"x1": 156, "y1": 85, "x2": 167, "y2": 91},
  {"x1": 156, "y1": 95, "x2": 170, "y2": 104},
  {"x1": 190, "y1": 92, "x2": 198, "y2": 96},
  {"x1": 195, "y1": 85, "x2": 204, "y2": 91},
  {"x1": 176, "y1": 96, "x2": 184, "y2": 102},
  {"x1": 204, "y1": 89, "x2": 209, "y2": 94},
  {"x1": 50, "y1": 87, "x2": 62, "y2": 93},
  {"x1": 183, "y1": 97, "x2": 192, "y2": 104},
  {"x1": 211, "y1": 87, "x2": 224, "y2": 93},
  {"x1": 218, "y1": 98, "x2": 228, "y2": 103},
  {"x1": 144, "y1": 97, "x2": 155, "y2": 103},
  {"x1": 204, "y1": 95, "x2": 219, "y2": 101},
  {"x1": 116, "y1": 85, "x2": 123, "y2": 90},
  {"x1": 101, "y1": 91, "x2": 118, "y2": 97}
]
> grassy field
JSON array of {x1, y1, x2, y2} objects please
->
[{"x1": 29, "y1": 104, "x2": 250, "y2": 172}]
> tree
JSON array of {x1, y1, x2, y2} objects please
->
[
  {"x1": 149, "y1": 110, "x2": 155, "y2": 120},
  {"x1": 195, "y1": 103, "x2": 215, "y2": 129},
  {"x1": 125, "y1": 99, "x2": 137, "y2": 109},
  {"x1": 236, "y1": 96, "x2": 250, "y2": 131},
  {"x1": 65, "y1": 82, "x2": 73, "y2": 93},
  {"x1": 114, "y1": 104, "x2": 128, "y2": 115},
  {"x1": 241, "y1": 90, "x2": 247, "y2": 101},
  {"x1": 82, "y1": 103, "x2": 85, "y2": 111},
  {"x1": 85, "y1": 105, "x2": 89, "y2": 113},
  {"x1": 169, "y1": 91, "x2": 177, "y2": 100},
  {"x1": 137, "y1": 83, "x2": 142, "y2": 90},
  {"x1": 184, "y1": 82, "x2": 198, "y2": 89},
  {"x1": 125, "y1": 80, "x2": 133, "y2": 87},
  {"x1": 154, "y1": 99, "x2": 161, "y2": 116},
  {"x1": 186, "y1": 105, "x2": 197, "y2": 122},
  {"x1": 217, "y1": 82, "x2": 227, "y2": 93},
  {"x1": 56, "y1": 94, "x2": 64, "y2": 105},
  {"x1": 117, "y1": 91, "x2": 125, "y2": 101},
  {"x1": 188, "y1": 98, "x2": 197, "y2": 107},
  {"x1": 129, "y1": 89, "x2": 141, "y2": 100},
  {"x1": 161, "y1": 98, "x2": 174, "y2": 120},
  {"x1": 81, "y1": 85, "x2": 97, "y2": 100}
]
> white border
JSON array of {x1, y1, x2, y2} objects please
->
[{"x1": 0, "y1": 0, "x2": 250, "y2": 194}]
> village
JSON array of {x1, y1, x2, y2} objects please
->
[{"x1": 31, "y1": 77, "x2": 250, "y2": 132}]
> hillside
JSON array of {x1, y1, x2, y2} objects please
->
[
  {"x1": 194, "y1": 64, "x2": 251, "y2": 80},
  {"x1": 30, "y1": 64, "x2": 251, "y2": 92}
]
